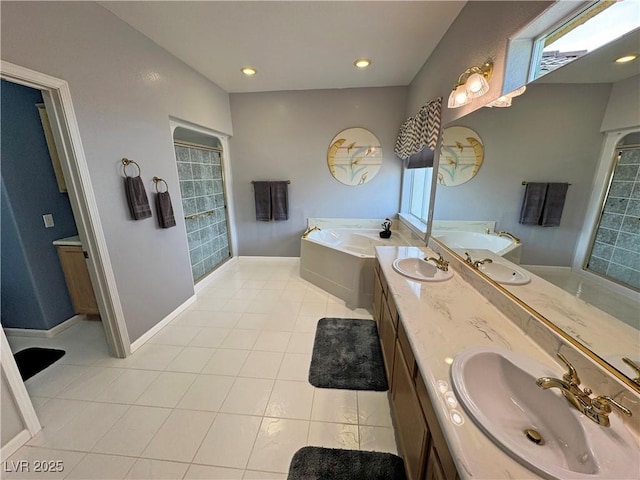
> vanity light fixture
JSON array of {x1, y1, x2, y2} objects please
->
[
  {"x1": 486, "y1": 85, "x2": 527, "y2": 108},
  {"x1": 354, "y1": 58, "x2": 372, "y2": 69},
  {"x1": 447, "y1": 62, "x2": 493, "y2": 108},
  {"x1": 615, "y1": 54, "x2": 637, "y2": 63},
  {"x1": 241, "y1": 66, "x2": 257, "y2": 76}
]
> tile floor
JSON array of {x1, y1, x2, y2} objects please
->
[{"x1": 5, "y1": 258, "x2": 397, "y2": 479}]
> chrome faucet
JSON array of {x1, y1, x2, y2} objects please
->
[
  {"x1": 302, "y1": 226, "x2": 320, "y2": 238},
  {"x1": 497, "y1": 231, "x2": 521, "y2": 244},
  {"x1": 425, "y1": 252, "x2": 449, "y2": 272},
  {"x1": 536, "y1": 353, "x2": 632, "y2": 427},
  {"x1": 464, "y1": 252, "x2": 493, "y2": 269}
]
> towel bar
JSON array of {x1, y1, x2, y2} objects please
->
[
  {"x1": 522, "y1": 181, "x2": 571, "y2": 186},
  {"x1": 122, "y1": 158, "x2": 141, "y2": 177},
  {"x1": 251, "y1": 180, "x2": 291, "y2": 184}
]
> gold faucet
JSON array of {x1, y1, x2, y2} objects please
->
[
  {"x1": 464, "y1": 252, "x2": 493, "y2": 269},
  {"x1": 425, "y1": 252, "x2": 449, "y2": 272},
  {"x1": 622, "y1": 357, "x2": 640, "y2": 387},
  {"x1": 536, "y1": 353, "x2": 632, "y2": 427},
  {"x1": 497, "y1": 231, "x2": 521, "y2": 244},
  {"x1": 302, "y1": 226, "x2": 320, "y2": 238}
]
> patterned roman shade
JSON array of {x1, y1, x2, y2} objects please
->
[{"x1": 394, "y1": 97, "x2": 442, "y2": 169}]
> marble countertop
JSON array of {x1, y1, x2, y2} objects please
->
[
  {"x1": 52, "y1": 235, "x2": 82, "y2": 246},
  {"x1": 376, "y1": 245, "x2": 571, "y2": 479}
]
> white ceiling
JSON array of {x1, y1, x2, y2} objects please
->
[{"x1": 100, "y1": 1, "x2": 466, "y2": 93}]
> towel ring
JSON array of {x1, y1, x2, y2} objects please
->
[
  {"x1": 122, "y1": 158, "x2": 141, "y2": 177},
  {"x1": 153, "y1": 176, "x2": 169, "y2": 193}
]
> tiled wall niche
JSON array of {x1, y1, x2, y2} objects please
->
[{"x1": 175, "y1": 144, "x2": 230, "y2": 281}]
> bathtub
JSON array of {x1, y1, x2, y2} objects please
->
[
  {"x1": 432, "y1": 230, "x2": 522, "y2": 264},
  {"x1": 300, "y1": 228, "x2": 410, "y2": 310}
]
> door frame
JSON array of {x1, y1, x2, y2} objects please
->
[{"x1": 0, "y1": 61, "x2": 130, "y2": 357}]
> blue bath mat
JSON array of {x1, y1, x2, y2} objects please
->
[{"x1": 309, "y1": 318, "x2": 388, "y2": 391}]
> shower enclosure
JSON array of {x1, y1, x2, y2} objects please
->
[
  {"x1": 585, "y1": 132, "x2": 640, "y2": 291},
  {"x1": 174, "y1": 128, "x2": 231, "y2": 282}
]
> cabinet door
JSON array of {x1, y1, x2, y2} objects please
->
[
  {"x1": 57, "y1": 246, "x2": 99, "y2": 315},
  {"x1": 425, "y1": 445, "x2": 446, "y2": 480},
  {"x1": 373, "y1": 268, "x2": 383, "y2": 328},
  {"x1": 392, "y1": 341, "x2": 429, "y2": 480},
  {"x1": 379, "y1": 299, "x2": 396, "y2": 386}
]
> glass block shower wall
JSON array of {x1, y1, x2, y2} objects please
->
[
  {"x1": 175, "y1": 143, "x2": 230, "y2": 282},
  {"x1": 586, "y1": 147, "x2": 640, "y2": 290}
]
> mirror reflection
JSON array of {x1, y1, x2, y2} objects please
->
[{"x1": 431, "y1": 29, "x2": 640, "y2": 383}]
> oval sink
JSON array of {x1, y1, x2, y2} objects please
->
[
  {"x1": 451, "y1": 347, "x2": 638, "y2": 479},
  {"x1": 392, "y1": 257, "x2": 453, "y2": 282},
  {"x1": 478, "y1": 261, "x2": 531, "y2": 285}
]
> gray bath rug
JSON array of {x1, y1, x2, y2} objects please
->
[
  {"x1": 287, "y1": 446, "x2": 406, "y2": 480},
  {"x1": 309, "y1": 318, "x2": 388, "y2": 391}
]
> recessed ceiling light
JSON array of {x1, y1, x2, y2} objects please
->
[
  {"x1": 241, "y1": 66, "x2": 257, "y2": 76},
  {"x1": 615, "y1": 54, "x2": 637, "y2": 63},
  {"x1": 354, "y1": 59, "x2": 371, "y2": 69}
]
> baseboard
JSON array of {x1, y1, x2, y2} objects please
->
[
  {"x1": 130, "y1": 295, "x2": 197, "y2": 353},
  {"x1": 3, "y1": 315, "x2": 83, "y2": 339},
  {"x1": 238, "y1": 256, "x2": 299, "y2": 263},
  {"x1": 194, "y1": 256, "x2": 238, "y2": 293},
  {"x1": 522, "y1": 265, "x2": 572, "y2": 274},
  {"x1": 1, "y1": 429, "x2": 30, "y2": 462}
]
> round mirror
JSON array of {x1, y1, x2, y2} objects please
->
[
  {"x1": 327, "y1": 127, "x2": 382, "y2": 186},
  {"x1": 437, "y1": 126, "x2": 484, "y2": 187}
]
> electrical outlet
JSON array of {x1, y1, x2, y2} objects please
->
[{"x1": 42, "y1": 214, "x2": 55, "y2": 228}]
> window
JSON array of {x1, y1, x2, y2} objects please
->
[
  {"x1": 531, "y1": 0, "x2": 639, "y2": 80},
  {"x1": 400, "y1": 167, "x2": 433, "y2": 232}
]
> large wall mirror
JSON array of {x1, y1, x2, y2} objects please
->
[{"x1": 431, "y1": 28, "x2": 640, "y2": 387}]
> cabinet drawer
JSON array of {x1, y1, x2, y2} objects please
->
[{"x1": 397, "y1": 321, "x2": 417, "y2": 380}]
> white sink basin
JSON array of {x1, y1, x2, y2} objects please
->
[
  {"x1": 392, "y1": 257, "x2": 453, "y2": 282},
  {"x1": 478, "y1": 261, "x2": 531, "y2": 285},
  {"x1": 451, "y1": 347, "x2": 638, "y2": 479}
]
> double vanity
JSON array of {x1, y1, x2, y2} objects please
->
[{"x1": 374, "y1": 245, "x2": 639, "y2": 479}]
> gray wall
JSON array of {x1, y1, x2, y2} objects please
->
[
  {"x1": 229, "y1": 87, "x2": 407, "y2": 256},
  {"x1": 601, "y1": 74, "x2": 640, "y2": 133},
  {"x1": 432, "y1": 83, "x2": 612, "y2": 266},
  {"x1": 1, "y1": 372, "x2": 25, "y2": 448},
  {"x1": 406, "y1": 1, "x2": 552, "y2": 123},
  {"x1": 1, "y1": 2, "x2": 232, "y2": 342}
]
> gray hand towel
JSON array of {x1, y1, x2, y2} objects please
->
[
  {"x1": 519, "y1": 182, "x2": 547, "y2": 225},
  {"x1": 541, "y1": 182, "x2": 569, "y2": 227},
  {"x1": 271, "y1": 181, "x2": 289, "y2": 221},
  {"x1": 155, "y1": 191, "x2": 176, "y2": 228},
  {"x1": 124, "y1": 176, "x2": 152, "y2": 220},
  {"x1": 254, "y1": 181, "x2": 271, "y2": 221}
]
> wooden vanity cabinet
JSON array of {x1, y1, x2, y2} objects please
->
[
  {"x1": 57, "y1": 245, "x2": 99, "y2": 315},
  {"x1": 374, "y1": 259, "x2": 458, "y2": 480}
]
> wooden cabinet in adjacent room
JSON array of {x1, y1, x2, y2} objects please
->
[{"x1": 57, "y1": 245, "x2": 99, "y2": 315}]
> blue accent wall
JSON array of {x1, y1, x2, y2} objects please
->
[{"x1": 1, "y1": 80, "x2": 77, "y2": 330}]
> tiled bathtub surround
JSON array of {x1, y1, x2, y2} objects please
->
[
  {"x1": 175, "y1": 144, "x2": 230, "y2": 281},
  {"x1": 587, "y1": 147, "x2": 640, "y2": 289}
]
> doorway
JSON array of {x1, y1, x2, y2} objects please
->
[
  {"x1": 585, "y1": 132, "x2": 640, "y2": 291},
  {"x1": 173, "y1": 128, "x2": 231, "y2": 282}
]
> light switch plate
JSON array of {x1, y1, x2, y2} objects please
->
[{"x1": 43, "y1": 214, "x2": 55, "y2": 228}]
